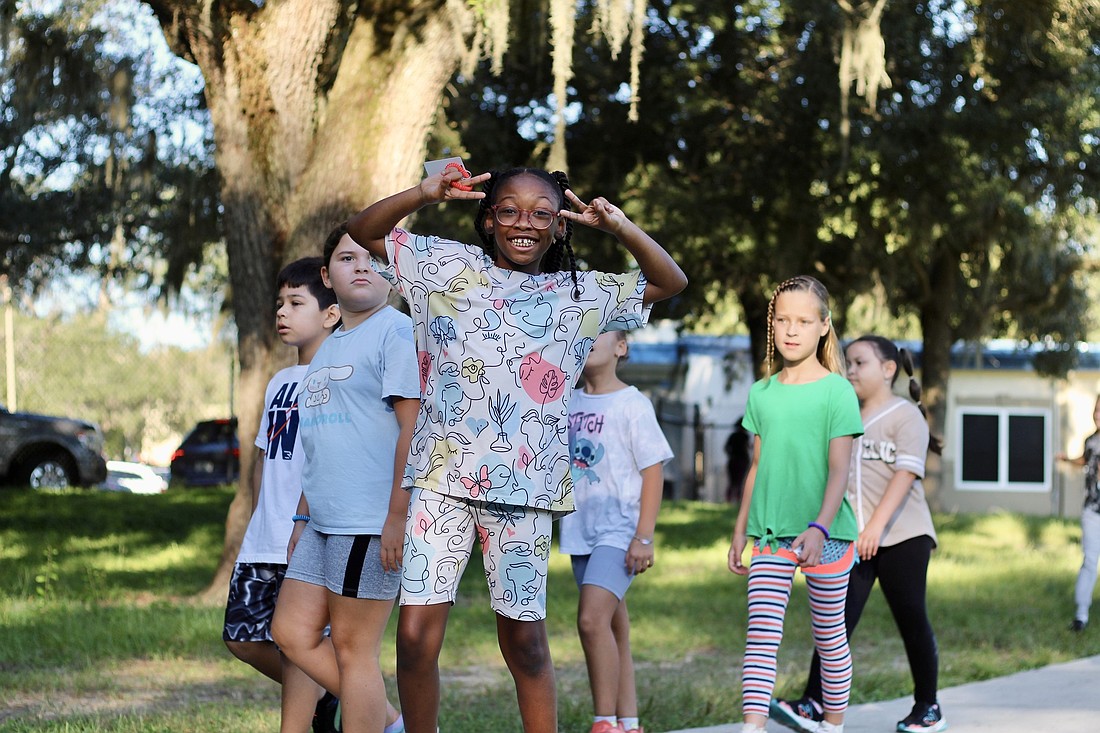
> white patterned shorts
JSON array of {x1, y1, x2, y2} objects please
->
[{"x1": 400, "y1": 488, "x2": 553, "y2": 620}]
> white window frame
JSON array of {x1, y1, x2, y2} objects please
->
[{"x1": 954, "y1": 406, "x2": 1051, "y2": 492}]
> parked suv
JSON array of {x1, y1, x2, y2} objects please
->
[
  {"x1": 170, "y1": 418, "x2": 240, "y2": 486},
  {"x1": 0, "y1": 404, "x2": 108, "y2": 489}
]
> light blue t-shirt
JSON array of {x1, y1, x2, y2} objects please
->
[{"x1": 299, "y1": 306, "x2": 421, "y2": 534}]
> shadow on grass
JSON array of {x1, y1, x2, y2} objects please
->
[
  {"x1": 653, "y1": 501, "x2": 738, "y2": 550},
  {"x1": 4, "y1": 492, "x2": 1100, "y2": 733},
  {"x1": 0, "y1": 671, "x2": 281, "y2": 733},
  {"x1": 0, "y1": 487, "x2": 234, "y2": 599},
  {"x1": 1, "y1": 602, "x2": 227, "y2": 669}
]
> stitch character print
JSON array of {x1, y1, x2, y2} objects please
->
[{"x1": 571, "y1": 437, "x2": 605, "y2": 484}]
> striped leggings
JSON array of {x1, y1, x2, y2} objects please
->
[{"x1": 742, "y1": 541, "x2": 855, "y2": 718}]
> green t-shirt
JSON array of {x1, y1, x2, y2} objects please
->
[{"x1": 742, "y1": 372, "x2": 863, "y2": 546}]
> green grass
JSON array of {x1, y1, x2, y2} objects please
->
[{"x1": 1, "y1": 489, "x2": 1097, "y2": 732}]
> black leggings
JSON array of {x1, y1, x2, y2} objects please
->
[{"x1": 802, "y1": 534, "x2": 939, "y2": 705}]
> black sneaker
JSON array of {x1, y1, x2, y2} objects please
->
[
  {"x1": 1069, "y1": 618, "x2": 1087, "y2": 632},
  {"x1": 896, "y1": 701, "x2": 947, "y2": 732},
  {"x1": 313, "y1": 692, "x2": 340, "y2": 733},
  {"x1": 770, "y1": 696, "x2": 824, "y2": 733}
]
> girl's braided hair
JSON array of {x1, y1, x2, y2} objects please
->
[
  {"x1": 764, "y1": 275, "x2": 845, "y2": 377},
  {"x1": 848, "y1": 335, "x2": 944, "y2": 455},
  {"x1": 473, "y1": 167, "x2": 581, "y2": 300}
]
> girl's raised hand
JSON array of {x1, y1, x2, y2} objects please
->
[
  {"x1": 418, "y1": 169, "x2": 490, "y2": 205},
  {"x1": 560, "y1": 189, "x2": 627, "y2": 233}
]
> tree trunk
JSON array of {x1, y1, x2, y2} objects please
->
[
  {"x1": 738, "y1": 286, "x2": 772, "y2": 380},
  {"x1": 917, "y1": 247, "x2": 956, "y2": 504},
  {"x1": 144, "y1": 0, "x2": 471, "y2": 601}
]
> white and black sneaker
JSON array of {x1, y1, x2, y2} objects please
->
[
  {"x1": 896, "y1": 701, "x2": 947, "y2": 733},
  {"x1": 770, "y1": 696, "x2": 824, "y2": 733}
]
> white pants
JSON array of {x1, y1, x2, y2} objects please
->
[{"x1": 1075, "y1": 508, "x2": 1100, "y2": 622}]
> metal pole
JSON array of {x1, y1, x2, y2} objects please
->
[
  {"x1": 229, "y1": 346, "x2": 236, "y2": 417},
  {"x1": 2, "y1": 275, "x2": 15, "y2": 411}
]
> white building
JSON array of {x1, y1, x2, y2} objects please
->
[{"x1": 622, "y1": 325, "x2": 1100, "y2": 517}]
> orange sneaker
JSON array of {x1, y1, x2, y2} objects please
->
[{"x1": 589, "y1": 722, "x2": 622, "y2": 733}]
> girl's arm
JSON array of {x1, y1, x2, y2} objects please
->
[
  {"x1": 250, "y1": 450, "x2": 264, "y2": 513},
  {"x1": 287, "y1": 492, "x2": 311, "y2": 563},
  {"x1": 559, "y1": 190, "x2": 687, "y2": 305},
  {"x1": 1057, "y1": 451, "x2": 1087, "y2": 467},
  {"x1": 793, "y1": 434, "x2": 855, "y2": 567},
  {"x1": 346, "y1": 170, "x2": 489, "y2": 262},
  {"x1": 381, "y1": 396, "x2": 420, "y2": 573},
  {"x1": 857, "y1": 469, "x2": 919, "y2": 561},
  {"x1": 625, "y1": 462, "x2": 664, "y2": 575},
  {"x1": 728, "y1": 438, "x2": 761, "y2": 575}
]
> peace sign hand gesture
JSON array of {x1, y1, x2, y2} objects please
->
[{"x1": 559, "y1": 189, "x2": 628, "y2": 235}]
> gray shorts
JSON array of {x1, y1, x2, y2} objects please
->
[
  {"x1": 570, "y1": 545, "x2": 634, "y2": 600},
  {"x1": 285, "y1": 523, "x2": 400, "y2": 600}
]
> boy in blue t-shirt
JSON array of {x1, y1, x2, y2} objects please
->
[{"x1": 222, "y1": 257, "x2": 342, "y2": 732}]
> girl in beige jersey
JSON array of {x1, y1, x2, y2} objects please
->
[{"x1": 772, "y1": 335, "x2": 946, "y2": 733}]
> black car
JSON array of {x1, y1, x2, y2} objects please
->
[
  {"x1": 170, "y1": 418, "x2": 240, "y2": 486},
  {"x1": 0, "y1": 404, "x2": 108, "y2": 489}
]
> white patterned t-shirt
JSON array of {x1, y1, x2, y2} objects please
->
[{"x1": 379, "y1": 228, "x2": 649, "y2": 514}]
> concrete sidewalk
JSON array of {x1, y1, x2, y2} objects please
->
[{"x1": 667, "y1": 654, "x2": 1100, "y2": 733}]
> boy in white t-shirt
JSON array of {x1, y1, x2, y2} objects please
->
[
  {"x1": 559, "y1": 330, "x2": 674, "y2": 733},
  {"x1": 222, "y1": 257, "x2": 341, "y2": 733}
]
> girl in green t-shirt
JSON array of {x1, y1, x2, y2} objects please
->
[{"x1": 728, "y1": 275, "x2": 863, "y2": 733}]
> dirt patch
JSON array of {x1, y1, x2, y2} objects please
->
[
  {"x1": 0, "y1": 658, "x2": 279, "y2": 723},
  {"x1": 0, "y1": 657, "x2": 548, "y2": 724}
]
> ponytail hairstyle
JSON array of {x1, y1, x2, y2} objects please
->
[
  {"x1": 473, "y1": 167, "x2": 581, "y2": 300},
  {"x1": 848, "y1": 335, "x2": 944, "y2": 455},
  {"x1": 764, "y1": 275, "x2": 844, "y2": 377}
]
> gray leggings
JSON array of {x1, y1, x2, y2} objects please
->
[{"x1": 1075, "y1": 508, "x2": 1100, "y2": 622}]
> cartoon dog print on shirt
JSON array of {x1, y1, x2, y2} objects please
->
[{"x1": 303, "y1": 365, "x2": 353, "y2": 408}]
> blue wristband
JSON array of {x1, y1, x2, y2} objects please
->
[
  {"x1": 807, "y1": 521, "x2": 830, "y2": 539},
  {"x1": 292, "y1": 514, "x2": 310, "y2": 523}
]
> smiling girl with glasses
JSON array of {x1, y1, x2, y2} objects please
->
[{"x1": 346, "y1": 165, "x2": 686, "y2": 733}]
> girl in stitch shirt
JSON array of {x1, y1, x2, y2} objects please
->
[
  {"x1": 347, "y1": 166, "x2": 686, "y2": 733},
  {"x1": 560, "y1": 329, "x2": 674, "y2": 733},
  {"x1": 728, "y1": 275, "x2": 863, "y2": 733}
]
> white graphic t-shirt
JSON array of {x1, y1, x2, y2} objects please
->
[
  {"x1": 379, "y1": 228, "x2": 650, "y2": 514},
  {"x1": 558, "y1": 386, "x2": 673, "y2": 555},
  {"x1": 237, "y1": 364, "x2": 308, "y2": 565}
]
